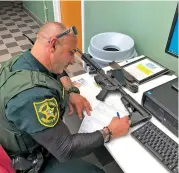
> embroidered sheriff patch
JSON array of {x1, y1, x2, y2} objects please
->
[{"x1": 33, "y1": 98, "x2": 59, "y2": 127}]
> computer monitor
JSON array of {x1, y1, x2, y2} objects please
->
[{"x1": 165, "y1": 4, "x2": 178, "y2": 58}]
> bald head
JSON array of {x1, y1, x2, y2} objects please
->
[
  {"x1": 31, "y1": 22, "x2": 78, "y2": 74},
  {"x1": 37, "y1": 22, "x2": 67, "y2": 42}
]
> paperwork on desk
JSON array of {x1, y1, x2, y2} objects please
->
[
  {"x1": 73, "y1": 76, "x2": 101, "y2": 109},
  {"x1": 79, "y1": 102, "x2": 128, "y2": 133},
  {"x1": 73, "y1": 76, "x2": 129, "y2": 133}
]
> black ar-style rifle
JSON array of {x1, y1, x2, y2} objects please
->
[{"x1": 76, "y1": 48, "x2": 152, "y2": 127}]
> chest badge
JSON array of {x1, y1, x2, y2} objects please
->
[{"x1": 33, "y1": 98, "x2": 60, "y2": 127}]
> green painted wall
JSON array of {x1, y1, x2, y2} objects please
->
[
  {"x1": 23, "y1": 1, "x2": 54, "y2": 24},
  {"x1": 84, "y1": 1, "x2": 178, "y2": 74}
]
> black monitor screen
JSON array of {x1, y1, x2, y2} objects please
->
[{"x1": 165, "y1": 4, "x2": 178, "y2": 58}]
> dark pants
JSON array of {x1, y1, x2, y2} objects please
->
[{"x1": 41, "y1": 156, "x2": 105, "y2": 173}]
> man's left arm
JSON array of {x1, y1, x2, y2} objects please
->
[
  {"x1": 59, "y1": 75, "x2": 74, "y2": 91},
  {"x1": 57, "y1": 70, "x2": 78, "y2": 91},
  {"x1": 58, "y1": 73, "x2": 92, "y2": 119}
]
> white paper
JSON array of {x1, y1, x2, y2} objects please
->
[
  {"x1": 124, "y1": 59, "x2": 165, "y2": 81},
  {"x1": 79, "y1": 102, "x2": 128, "y2": 133},
  {"x1": 73, "y1": 77, "x2": 101, "y2": 109}
]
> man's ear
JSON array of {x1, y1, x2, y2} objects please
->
[{"x1": 49, "y1": 37, "x2": 57, "y2": 51}]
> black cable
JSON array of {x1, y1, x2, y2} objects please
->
[{"x1": 22, "y1": 34, "x2": 34, "y2": 45}]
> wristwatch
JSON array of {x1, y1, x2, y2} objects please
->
[{"x1": 68, "y1": 86, "x2": 80, "y2": 94}]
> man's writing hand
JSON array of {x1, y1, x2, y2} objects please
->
[
  {"x1": 69, "y1": 93, "x2": 92, "y2": 119},
  {"x1": 108, "y1": 116, "x2": 130, "y2": 138}
]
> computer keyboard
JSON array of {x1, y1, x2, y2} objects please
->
[{"x1": 131, "y1": 121, "x2": 178, "y2": 173}]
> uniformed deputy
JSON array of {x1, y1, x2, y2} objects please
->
[{"x1": 0, "y1": 22, "x2": 130, "y2": 173}]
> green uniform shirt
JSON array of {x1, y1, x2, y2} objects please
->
[
  {"x1": 5, "y1": 50, "x2": 63, "y2": 134},
  {"x1": 3, "y1": 50, "x2": 104, "y2": 163}
]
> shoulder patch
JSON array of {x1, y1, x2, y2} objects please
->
[{"x1": 33, "y1": 98, "x2": 60, "y2": 127}]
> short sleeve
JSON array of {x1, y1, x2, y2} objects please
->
[
  {"x1": 5, "y1": 87, "x2": 61, "y2": 134},
  {"x1": 57, "y1": 70, "x2": 69, "y2": 79}
]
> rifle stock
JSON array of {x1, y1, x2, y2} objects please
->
[{"x1": 121, "y1": 94, "x2": 150, "y2": 118}]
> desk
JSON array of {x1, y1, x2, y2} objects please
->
[{"x1": 71, "y1": 56, "x2": 178, "y2": 173}]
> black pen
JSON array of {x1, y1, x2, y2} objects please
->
[{"x1": 117, "y1": 112, "x2": 120, "y2": 119}]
